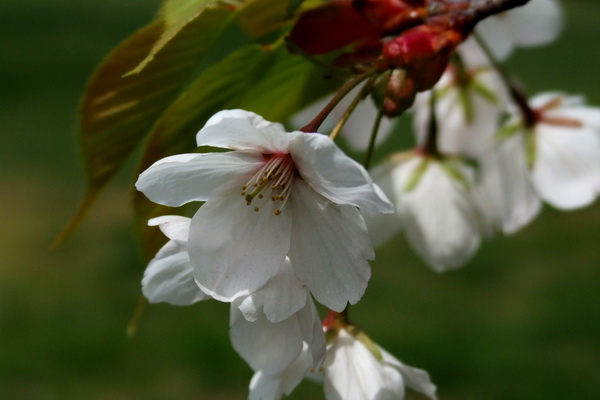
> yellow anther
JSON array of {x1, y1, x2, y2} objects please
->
[
  {"x1": 254, "y1": 207, "x2": 259, "y2": 212},
  {"x1": 274, "y1": 209, "x2": 281, "y2": 216}
]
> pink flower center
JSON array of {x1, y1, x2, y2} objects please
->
[{"x1": 241, "y1": 154, "x2": 296, "y2": 215}]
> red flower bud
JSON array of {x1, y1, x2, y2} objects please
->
[
  {"x1": 354, "y1": 0, "x2": 426, "y2": 31},
  {"x1": 288, "y1": 0, "x2": 381, "y2": 55},
  {"x1": 382, "y1": 23, "x2": 463, "y2": 91}
]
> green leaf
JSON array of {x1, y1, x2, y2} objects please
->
[
  {"x1": 126, "y1": 0, "x2": 232, "y2": 75},
  {"x1": 133, "y1": 43, "x2": 336, "y2": 258},
  {"x1": 236, "y1": 0, "x2": 295, "y2": 37},
  {"x1": 56, "y1": 8, "x2": 234, "y2": 246}
]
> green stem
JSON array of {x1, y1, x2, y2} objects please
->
[
  {"x1": 424, "y1": 88, "x2": 441, "y2": 158},
  {"x1": 329, "y1": 74, "x2": 379, "y2": 140},
  {"x1": 364, "y1": 110, "x2": 384, "y2": 169}
]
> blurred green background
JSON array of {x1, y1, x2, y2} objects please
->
[{"x1": 1, "y1": 1, "x2": 599, "y2": 399}]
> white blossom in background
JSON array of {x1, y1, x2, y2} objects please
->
[
  {"x1": 136, "y1": 110, "x2": 393, "y2": 312},
  {"x1": 475, "y1": 134, "x2": 542, "y2": 235},
  {"x1": 474, "y1": 0, "x2": 563, "y2": 60},
  {"x1": 366, "y1": 152, "x2": 484, "y2": 271},
  {"x1": 320, "y1": 327, "x2": 437, "y2": 400},
  {"x1": 413, "y1": 42, "x2": 508, "y2": 159},
  {"x1": 475, "y1": 92, "x2": 600, "y2": 235},
  {"x1": 291, "y1": 85, "x2": 394, "y2": 151},
  {"x1": 527, "y1": 93, "x2": 600, "y2": 209}
]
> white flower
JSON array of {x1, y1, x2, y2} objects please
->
[
  {"x1": 528, "y1": 93, "x2": 600, "y2": 209},
  {"x1": 474, "y1": 0, "x2": 563, "y2": 60},
  {"x1": 141, "y1": 214, "x2": 326, "y2": 400},
  {"x1": 322, "y1": 328, "x2": 437, "y2": 400},
  {"x1": 366, "y1": 152, "x2": 483, "y2": 271},
  {"x1": 476, "y1": 92, "x2": 600, "y2": 234},
  {"x1": 413, "y1": 43, "x2": 508, "y2": 159},
  {"x1": 136, "y1": 109, "x2": 393, "y2": 312},
  {"x1": 141, "y1": 215, "x2": 210, "y2": 306},
  {"x1": 291, "y1": 86, "x2": 394, "y2": 151}
]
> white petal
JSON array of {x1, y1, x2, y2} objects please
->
[
  {"x1": 261, "y1": 260, "x2": 308, "y2": 323},
  {"x1": 476, "y1": 134, "x2": 541, "y2": 234},
  {"x1": 289, "y1": 132, "x2": 393, "y2": 215},
  {"x1": 324, "y1": 329, "x2": 404, "y2": 400},
  {"x1": 197, "y1": 109, "x2": 291, "y2": 153},
  {"x1": 380, "y1": 347, "x2": 438, "y2": 400},
  {"x1": 230, "y1": 297, "x2": 321, "y2": 376},
  {"x1": 142, "y1": 240, "x2": 210, "y2": 306},
  {"x1": 249, "y1": 344, "x2": 314, "y2": 400},
  {"x1": 456, "y1": 38, "x2": 492, "y2": 69},
  {"x1": 288, "y1": 180, "x2": 372, "y2": 312},
  {"x1": 236, "y1": 258, "x2": 308, "y2": 323},
  {"x1": 400, "y1": 159, "x2": 482, "y2": 271},
  {"x1": 136, "y1": 152, "x2": 263, "y2": 206},
  {"x1": 532, "y1": 123, "x2": 600, "y2": 209},
  {"x1": 475, "y1": 0, "x2": 563, "y2": 60},
  {"x1": 509, "y1": 0, "x2": 563, "y2": 47},
  {"x1": 189, "y1": 179, "x2": 292, "y2": 302},
  {"x1": 148, "y1": 215, "x2": 191, "y2": 244},
  {"x1": 230, "y1": 305, "x2": 302, "y2": 375},
  {"x1": 473, "y1": 16, "x2": 514, "y2": 61}
]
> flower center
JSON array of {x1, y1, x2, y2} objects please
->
[{"x1": 240, "y1": 154, "x2": 295, "y2": 215}]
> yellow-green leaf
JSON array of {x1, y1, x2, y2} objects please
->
[
  {"x1": 57, "y1": 8, "x2": 233, "y2": 246},
  {"x1": 127, "y1": 0, "x2": 232, "y2": 75}
]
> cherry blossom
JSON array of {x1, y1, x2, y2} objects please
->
[
  {"x1": 528, "y1": 93, "x2": 600, "y2": 209},
  {"x1": 136, "y1": 110, "x2": 392, "y2": 312},
  {"x1": 366, "y1": 152, "x2": 483, "y2": 271}
]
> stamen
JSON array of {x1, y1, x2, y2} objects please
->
[{"x1": 241, "y1": 154, "x2": 296, "y2": 215}]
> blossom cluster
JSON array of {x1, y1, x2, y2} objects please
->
[{"x1": 132, "y1": 0, "x2": 600, "y2": 399}]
